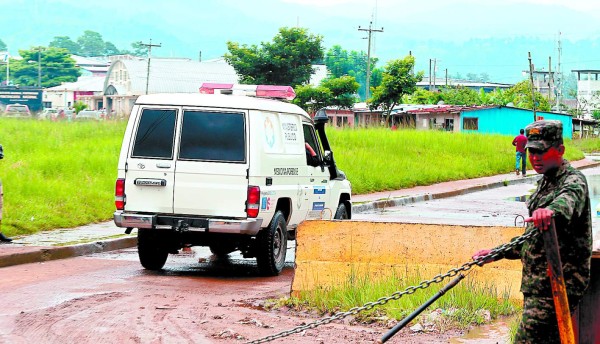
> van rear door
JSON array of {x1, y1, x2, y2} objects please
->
[
  {"x1": 125, "y1": 108, "x2": 177, "y2": 214},
  {"x1": 173, "y1": 109, "x2": 248, "y2": 218}
]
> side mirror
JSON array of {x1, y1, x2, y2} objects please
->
[{"x1": 323, "y1": 150, "x2": 333, "y2": 164}]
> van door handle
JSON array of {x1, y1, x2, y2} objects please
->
[{"x1": 156, "y1": 163, "x2": 171, "y2": 168}]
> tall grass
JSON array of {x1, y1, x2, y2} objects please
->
[
  {"x1": 0, "y1": 120, "x2": 588, "y2": 236},
  {"x1": 327, "y1": 128, "x2": 584, "y2": 194},
  {"x1": 286, "y1": 269, "x2": 521, "y2": 330},
  {"x1": 0, "y1": 119, "x2": 126, "y2": 235},
  {"x1": 570, "y1": 136, "x2": 600, "y2": 153}
]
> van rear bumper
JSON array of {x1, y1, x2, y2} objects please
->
[{"x1": 113, "y1": 211, "x2": 263, "y2": 235}]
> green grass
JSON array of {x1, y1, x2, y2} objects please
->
[
  {"x1": 0, "y1": 120, "x2": 588, "y2": 236},
  {"x1": 570, "y1": 136, "x2": 600, "y2": 153},
  {"x1": 283, "y1": 269, "x2": 521, "y2": 330},
  {"x1": 327, "y1": 128, "x2": 585, "y2": 194},
  {"x1": 0, "y1": 119, "x2": 126, "y2": 236}
]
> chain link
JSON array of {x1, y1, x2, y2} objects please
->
[{"x1": 245, "y1": 229, "x2": 539, "y2": 344}]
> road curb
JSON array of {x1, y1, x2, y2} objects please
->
[
  {"x1": 0, "y1": 236, "x2": 137, "y2": 268},
  {"x1": 352, "y1": 175, "x2": 542, "y2": 214},
  {"x1": 352, "y1": 161, "x2": 600, "y2": 214}
]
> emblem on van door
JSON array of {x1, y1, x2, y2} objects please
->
[{"x1": 138, "y1": 163, "x2": 145, "y2": 169}]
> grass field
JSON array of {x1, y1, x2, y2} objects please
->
[{"x1": 0, "y1": 119, "x2": 588, "y2": 236}]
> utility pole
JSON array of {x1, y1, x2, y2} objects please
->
[
  {"x1": 37, "y1": 46, "x2": 41, "y2": 88},
  {"x1": 445, "y1": 68, "x2": 448, "y2": 87},
  {"x1": 528, "y1": 52, "x2": 537, "y2": 122},
  {"x1": 429, "y1": 59, "x2": 432, "y2": 90},
  {"x1": 358, "y1": 22, "x2": 383, "y2": 100},
  {"x1": 548, "y1": 56, "x2": 552, "y2": 104},
  {"x1": 433, "y1": 58, "x2": 437, "y2": 92},
  {"x1": 139, "y1": 39, "x2": 161, "y2": 95},
  {"x1": 556, "y1": 32, "x2": 562, "y2": 111}
]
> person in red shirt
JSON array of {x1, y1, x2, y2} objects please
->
[{"x1": 512, "y1": 128, "x2": 528, "y2": 176}]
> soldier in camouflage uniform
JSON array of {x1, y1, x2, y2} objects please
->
[{"x1": 474, "y1": 120, "x2": 592, "y2": 343}]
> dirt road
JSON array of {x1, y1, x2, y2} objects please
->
[{"x1": 0, "y1": 246, "x2": 470, "y2": 344}]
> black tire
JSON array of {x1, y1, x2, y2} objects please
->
[
  {"x1": 256, "y1": 211, "x2": 288, "y2": 276},
  {"x1": 137, "y1": 229, "x2": 168, "y2": 270},
  {"x1": 334, "y1": 203, "x2": 348, "y2": 220}
]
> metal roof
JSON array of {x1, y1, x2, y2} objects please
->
[{"x1": 105, "y1": 57, "x2": 239, "y2": 95}]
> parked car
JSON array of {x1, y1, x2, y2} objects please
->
[
  {"x1": 55, "y1": 109, "x2": 74, "y2": 121},
  {"x1": 38, "y1": 108, "x2": 58, "y2": 120},
  {"x1": 2, "y1": 104, "x2": 31, "y2": 118},
  {"x1": 75, "y1": 110, "x2": 102, "y2": 121}
]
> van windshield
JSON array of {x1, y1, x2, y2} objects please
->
[{"x1": 179, "y1": 110, "x2": 245, "y2": 162}]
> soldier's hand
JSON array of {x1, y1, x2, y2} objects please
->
[
  {"x1": 524, "y1": 208, "x2": 554, "y2": 231},
  {"x1": 472, "y1": 249, "x2": 494, "y2": 265}
]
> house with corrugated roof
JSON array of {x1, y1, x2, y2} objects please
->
[
  {"x1": 399, "y1": 105, "x2": 574, "y2": 139},
  {"x1": 90, "y1": 57, "x2": 239, "y2": 116}
]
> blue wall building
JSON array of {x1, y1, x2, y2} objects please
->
[{"x1": 459, "y1": 106, "x2": 573, "y2": 139}]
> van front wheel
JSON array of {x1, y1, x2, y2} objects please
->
[
  {"x1": 137, "y1": 229, "x2": 168, "y2": 270},
  {"x1": 256, "y1": 211, "x2": 288, "y2": 276},
  {"x1": 334, "y1": 203, "x2": 348, "y2": 220}
]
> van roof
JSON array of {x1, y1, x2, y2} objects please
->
[{"x1": 135, "y1": 93, "x2": 311, "y2": 120}]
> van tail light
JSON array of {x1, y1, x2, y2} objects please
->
[
  {"x1": 115, "y1": 178, "x2": 126, "y2": 210},
  {"x1": 246, "y1": 185, "x2": 260, "y2": 218}
]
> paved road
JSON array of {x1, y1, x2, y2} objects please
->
[{"x1": 355, "y1": 166, "x2": 600, "y2": 250}]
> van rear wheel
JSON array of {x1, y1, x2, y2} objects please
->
[
  {"x1": 137, "y1": 229, "x2": 168, "y2": 270},
  {"x1": 256, "y1": 211, "x2": 287, "y2": 276}
]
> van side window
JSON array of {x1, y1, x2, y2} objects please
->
[
  {"x1": 303, "y1": 124, "x2": 321, "y2": 166},
  {"x1": 179, "y1": 110, "x2": 246, "y2": 162},
  {"x1": 132, "y1": 109, "x2": 176, "y2": 159}
]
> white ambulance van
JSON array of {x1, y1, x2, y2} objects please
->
[{"x1": 113, "y1": 84, "x2": 352, "y2": 275}]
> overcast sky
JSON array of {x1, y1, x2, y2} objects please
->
[{"x1": 2, "y1": 0, "x2": 599, "y2": 82}]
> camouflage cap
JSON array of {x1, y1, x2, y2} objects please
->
[{"x1": 525, "y1": 120, "x2": 563, "y2": 150}]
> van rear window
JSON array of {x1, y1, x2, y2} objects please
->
[
  {"x1": 179, "y1": 110, "x2": 245, "y2": 162},
  {"x1": 132, "y1": 109, "x2": 176, "y2": 159}
]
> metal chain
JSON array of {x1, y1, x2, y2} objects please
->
[{"x1": 245, "y1": 229, "x2": 540, "y2": 344}]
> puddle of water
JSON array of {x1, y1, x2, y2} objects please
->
[
  {"x1": 449, "y1": 318, "x2": 512, "y2": 344},
  {"x1": 509, "y1": 195, "x2": 529, "y2": 202}
]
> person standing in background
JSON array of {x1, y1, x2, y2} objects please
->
[
  {"x1": 0, "y1": 143, "x2": 12, "y2": 242},
  {"x1": 513, "y1": 128, "x2": 528, "y2": 176}
]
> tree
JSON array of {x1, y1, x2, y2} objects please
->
[
  {"x1": 224, "y1": 27, "x2": 323, "y2": 86},
  {"x1": 127, "y1": 41, "x2": 147, "y2": 57},
  {"x1": 293, "y1": 84, "x2": 332, "y2": 114},
  {"x1": 104, "y1": 42, "x2": 121, "y2": 56},
  {"x1": 320, "y1": 75, "x2": 359, "y2": 109},
  {"x1": 440, "y1": 86, "x2": 482, "y2": 105},
  {"x1": 293, "y1": 76, "x2": 358, "y2": 113},
  {"x1": 77, "y1": 30, "x2": 106, "y2": 57},
  {"x1": 49, "y1": 36, "x2": 80, "y2": 55},
  {"x1": 0, "y1": 38, "x2": 6, "y2": 51},
  {"x1": 324, "y1": 45, "x2": 381, "y2": 101},
  {"x1": 369, "y1": 55, "x2": 423, "y2": 122},
  {"x1": 504, "y1": 80, "x2": 550, "y2": 111},
  {"x1": 8, "y1": 46, "x2": 80, "y2": 87},
  {"x1": 404, "y1": 88, "x2": 441, "y2": 105}
]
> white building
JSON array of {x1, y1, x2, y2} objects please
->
[{"x1": 572, "y1": 69, "x2": 600, "y2": 118}]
